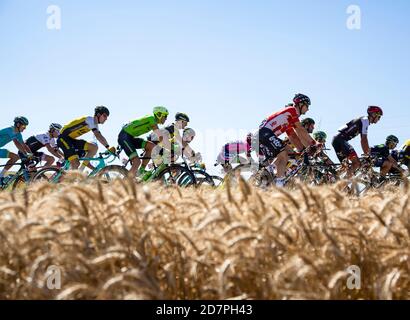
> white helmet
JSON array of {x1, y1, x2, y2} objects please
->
[{"x1": 183, "y1": 128, "x2": 196, "y2": 142}]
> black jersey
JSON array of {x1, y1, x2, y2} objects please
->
[
  {"x1": 370, "y1": 144, "x2": 390, "y2": 159},
  {"x1": 336, "y1": 117, "x2": 369, "y2": 141}
]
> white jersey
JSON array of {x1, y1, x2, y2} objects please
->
[{"x1": 35, "y1": 133, "x2": 57, "y2": 148}]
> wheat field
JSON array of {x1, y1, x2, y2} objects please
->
[{"x1": 0, "y1": 174, "x2": 409, "y2": 300}]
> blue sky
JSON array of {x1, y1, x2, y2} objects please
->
[{"x1": 1, "y1": 0, "x2": 410, "y2": 170}]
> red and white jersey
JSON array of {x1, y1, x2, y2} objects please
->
[{"x1": 260, "y1": 106, "x2": 300, "y2": 136}]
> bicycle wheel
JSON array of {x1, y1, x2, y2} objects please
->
[
  {"x1": 193, "y1": 170, "x2": 215, "y2": 187},
  {"x1": 248, "y1": 168, "x2": 273, "y2": 188},
  {"x1": 210, "y1": 175, "x2": 224, "y2": 187},
  {"x1": 96, "y1": 165, "x2": 128, "y2": 182},
  {"x1": 32, "y1": 167, "x2": 65, "y2": 184},
  {"x1": 156, "y1": 165, "x2": 196, "y2": 187},
  {"x1": 12, "y1": 173, "x2": 33, "y2": 191},
  {"x1": 225, "y1": 163, "x2": 256, "y2": 186}
]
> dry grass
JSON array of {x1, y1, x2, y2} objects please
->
[{"x1": 0, "y1": 174, "x2": 409, "y2": 300}]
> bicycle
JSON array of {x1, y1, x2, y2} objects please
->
[
  {"x1": 120, "y1": 150, "x2": 198, "y2": 187},
  {"x1": 0, "y1": 157, "x2": 41, "y2": 191},
  {"x1": 31, "y1": 150, "x2": 127, "y2": 184}
]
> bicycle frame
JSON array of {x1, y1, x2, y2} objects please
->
[{"x1": 52, "y1": 152, "x2": 119, "y2": 182}]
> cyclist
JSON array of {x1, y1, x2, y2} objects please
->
[
  {"x1": 301, "y1": 118, "x2": 316, "y2": 134},
  {"x1": 18, "y1": 123, "x2": 64, "y2": 167},
  {"x1": 118, "y1": 106, "x2": 170, "y2": 178},
  {"x1": 312, "y1": 131, "x2": 334, "y2": 165},
  {"x1": 0, "y1": 117, "x2": 33, "y2": 184},
  {"x1": 257, "y1": 93, "x2": 317, "y2": 187},
  {"x1": 148, "y1": 112, "x2": 190, "y2": 146},
  {"x1": 332, "y1": 106, "x2": 383, "y2": 177},
  {"x1": 149, "y1": 127, "x2": 201, "y2": 166},
  {"x1": 371, "y1": 135, "x2": 404, "y2": 177},
  {"x1": 216, "y1": 133, "x2": 253, "y2": 173},
  {"x1": 396, "y1": 140, "x2": 410, "y2": 172},
  {"x1": 57, "y1": 106, "x2": 116, "y2": 170}
]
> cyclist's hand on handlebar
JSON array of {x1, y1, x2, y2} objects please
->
[{"x1": 107, "y1": 146, "x2": 117, "y2": 154}]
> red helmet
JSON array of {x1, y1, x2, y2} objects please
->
[{"x1": 367, "y1": 106, "x2": 383, "y2": 116}]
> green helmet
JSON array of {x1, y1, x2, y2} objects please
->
[
  {"x1": 14, "y1": 116, "x2": 29, "y2": 126},
  {"x1": 386, "y1": 135, "x2": 399, "y2": 144},
  {"x1": 313, "y1": 131, "x2": 327, "y2": 142},
  {"x1": 153, "y1": 106, "x2": 169, "y2": 119}
]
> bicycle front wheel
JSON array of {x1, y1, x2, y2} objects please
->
[
  {"x1": 192, "y1": 170, "x2": 215, "y2": 187},
  {"x1": 32, "y1": 167, "x2": 65, "y2": 184},
  {"x1": 156, "y1": 165, "x2": 196, "y2": 187},
  {"x1": 96, "y1": 165, "x2": 128, "y2": 182}
]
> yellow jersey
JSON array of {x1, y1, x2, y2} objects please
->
[{"x1": 60, "y1": 116, "x2": 99, "y2": 139}]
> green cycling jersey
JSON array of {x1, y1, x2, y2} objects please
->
[{"x1": 123, "y1": 115, "x2": 158, "y2": 137}]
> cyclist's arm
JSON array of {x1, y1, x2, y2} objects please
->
[
  {"x1": 13, "y1": 139, "x2": 31, "y2": 154},
  {"x1": 294, "y1": 122, "x2": 315, "y2": 149},
  {"x1": 46, "y1": 144, "x2": 64, "y2": 159},
  {"x1": 173, "y1": 128, "x2": 184, "y2": 146},
  {"x1": 360, "y1": 134, "x2": 370, "y2": 155},
  {"x1": 388, "y1": 154, "x2": 404, "y2": 172},
  {"x1": 153, "y1": 126, "x2": 172, "y2": 150},
  {"x1": 93, "y1": 130, "x2": 110, "y2": 149},
  {"x1": 182, "y1": 142, "x2": 196, "y2": 160},
  {"x1": 286, "y1": 129, "x2": 304, "y2": 151}
]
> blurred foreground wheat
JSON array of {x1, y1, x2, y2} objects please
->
[{"x1": 0, "y1": 174, "x2": 409, "y2": 300}]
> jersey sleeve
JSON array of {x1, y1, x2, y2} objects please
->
[
  {"x1": 285, "y1": 107, "x2": 300, "y2": 126},
  {"x1": 85, "y1": 117, "x2": 99, "y2": 131},
  {"x1": 361, "y1": 118, "x2": 369, "y2": 135},
  {"x1": 16, "y1": 132, "x2": 24, "y2": 143}
]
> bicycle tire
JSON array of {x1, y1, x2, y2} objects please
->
[
  {"x1": 96, "y1": 165, "x2": 129, "y2": 182},
  {"x1": 32, "y1": 167, "x2": 65, "y2": 184},
  {"x1": 156, "y1": 164, "x2": 196, "y2": 187},
  {"x1": 192, "y1": 169, "x2": 215, "y2": 187}
]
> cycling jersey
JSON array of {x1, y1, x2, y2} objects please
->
[
  {"x1": 60, "y1": 116, "x2": 99, "y2": 139},
  {"x1": 147, "y1": 125, "x2": 175, "y2": 143},
  {"x1": 25, "y1": 133, "x2": 57, "y2": 152},
  {"x1": 0, "y1": 126, "x2": 23, "y2": 148},
  {"x1": 217, "y1": 141, "x2": 251, "y2": 163},
  {"x1": 336, "y1": 117, "x2": 369, "y2": 141},
  {"x1": 370, "y1": 144, "x2": 390, "y2": 159},
  {"x1": 260, "y1": 106, "x2": 300, "y2": 137},
  {"x1": 123, "y1": 115, "x2": 158, "y2": 137}
]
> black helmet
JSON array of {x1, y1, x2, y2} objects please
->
[
  {"x1": 95, "y1": 106, "x2": 110, "y2": 116},
  {"x1": 293, "y1": 93, "x2": 311, "y2": 106},
  {"x1": 301, "y1": 118, "x2": 315, "y2": 126},
  {"x1": 14, "y1": 116, "x2": 29, "y2": 126},
  {"x1": 175, "y1": 112, "x2": 190, "y2": 122},
  {"x1": 386, "y1": 135, "x2": 399, "y2": 144}
]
